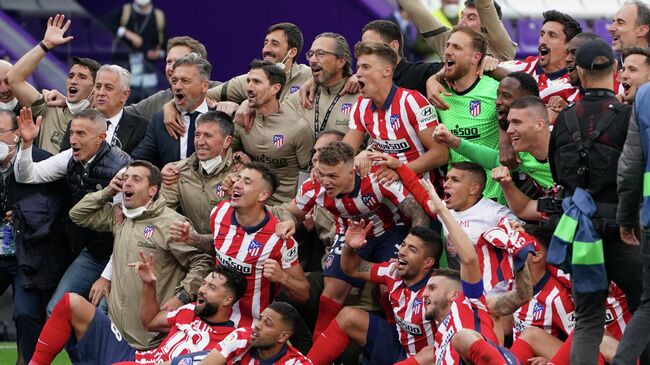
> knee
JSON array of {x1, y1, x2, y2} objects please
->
[
  {"x1": 518, "y1": 326, "x2": 546, "y2": 344},
  {"x1": 451, "y1": 329, "x2": 483, "y2": 357},
  {"x1": 322, "y1": 281, "x2": 351, "y2": 303},
  {"x1": 335, "y1": 307, "x2": 364, "y2": 332}
]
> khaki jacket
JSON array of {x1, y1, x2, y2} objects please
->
[
  {"x1": 69, "y1": 189, "x2": 213, "y2": 349},
  {"x1": 162, "y1": 149, "x2": 236, "y2": 234},
  {"x1": 30, "y1": 95, "x2": 73, "y2": 154}
]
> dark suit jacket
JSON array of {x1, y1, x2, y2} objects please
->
[
  {"x1": 60, "y1": 109, "x2": 149, "y2": 154},
  {"x1": 130, "y1": 110, "x2": 180, "y2": 168}
]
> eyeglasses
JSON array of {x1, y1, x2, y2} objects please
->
[
  {"x1": 0, "y1": 128, "x2": 17, "y2": 135},
  {"x1": 305, "y1": 49, "x2": 339, "y2": 60}
]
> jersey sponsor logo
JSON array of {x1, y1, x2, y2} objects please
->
[
  {"x1": 289, "y1": 85, "x2": 301, "y2": 94},
  {"x1": 395, "y1": 316, "x2": 423, "y2": 335},
  {"x1": 216, "y1": 184, "x2": 225, "y2": 198},
  {"x1": 251, "y1": 154, "x2": 288, "y2": 168},
  {"x1": 143, "y1": 225, "x2": 156, "y2": 239},
  {"x1": 450, "y1": 125, "x2": 481, "y2": 140},
  {"x1": 361, "y1": 193, "x2": 378, "y2": 208},
  {"x1": 341, "y1": 103, "x2": 352, "y2": 115},
  {"x1": 137, "y1": 240, "x2": 157, "y2": 249},
  {"x1": 604, "y1": 309, "x2": 615, "y2": 325},
  {"x1": 532, "y1": 302, "x2": 545, "y2": 321},
  {"x1": 282, "y1": 244, "x2": 298, "y2": 266},
  {"x1": 419, "y1": 106, "x2": 436, "y2": 125},
  {"x1": 412, "y1": 298, "x2": 423, "y2": 315},
  {"x1": 371, "y1": 138, "x2": 410, "y2": 154},
  {"x1": 390, "y1": 114, "x2": 401, "y2": 130},
  {"x1": 177, "y1": 358, "x2": 193, "y2": 365},
  {"x1": 248, "y1": 240, "x2": 262, "y2": 257},
  {"x1": 216, "y1": 250, "x2": 252, "y2": 275},
  {"x1": 273, "y1": 134, "x2": 284, "y2": 148},
  {"x1": 469, "y1": 100, "x2": 482, "y2": 117}
]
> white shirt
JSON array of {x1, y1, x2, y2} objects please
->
[
  {"x1": 179, "y1": 100, "x2": 209, "y2": 159},
  {"x1": 14, "y1": 146, "x2": 72, "y2": 184},
  {"x1": 105, "y1": 108, "x2": 124, "y2": 148}
]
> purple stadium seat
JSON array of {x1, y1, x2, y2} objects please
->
[
  {"x1": 578, "y1": 19, "x2": 590, "y2": 33},
  {"x1": 517, "y1": 18, "x2": 543, "y2": 55},
  {"x1": 592, "y1": 19, "x2": 613, "y2": 44}
]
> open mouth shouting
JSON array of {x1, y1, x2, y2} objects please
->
[
  {"x1": 68, "y1": 86, "x2": 79, "y2": 98},
  {"x1": 538, "y1": 46, "x2": 550, "y2": 62},
  {"x1": 622, "y1": 82, "x2": 631, "y2": 96}
]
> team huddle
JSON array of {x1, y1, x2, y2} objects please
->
[{"x1": 2, "y1": 0, "x2": 650, "y2": 364}]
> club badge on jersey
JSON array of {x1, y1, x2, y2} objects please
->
[
  {"x1": 390, "y1": 114, "x2": 401, "y2": 130},
  {"x1": 470, "y1": 100, "x2": 482, "y2": 117},
  {"x1": 273, "y1": 134, "x2": 284, "y2": 148},
  {"x1": 144, "y1": 225, "x2": 156, "y2": 239},
  {"x1": 341, "y1": 103, "x2": 352, "y2": 116}
]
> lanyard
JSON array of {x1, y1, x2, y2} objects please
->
[{"x1": 314, "y1": 87, "x2": 341, "y2": 138}]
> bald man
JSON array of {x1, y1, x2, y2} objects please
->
[{"x1": 0, "y1": 60, "x2": 20, "y2": 113}]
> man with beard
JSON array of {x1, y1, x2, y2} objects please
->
[
  {"x1": 68, "y1": 161, "x2": 212, "y2": 349},
  {"x1": 608, "y1": 1, "x2": 650, "y2": 53},
  {"x1": 168, "y1": 302, "x2": 311, "y2": 365},
  {"x1": 499, "y1": 10, "x2": 582, "y2": 103},
  {"x1": 8, "y1": 14, "x2": 100, "y2": 154},
  {"x1": 28, "y1": 258, "x2": 245, "y2": 365},
  {"x1": 284, "y1": 32, "x2": 358, "y2": 138},
  {"x1": 306, "y1": 224, "x2": 441, "y2": 365}
]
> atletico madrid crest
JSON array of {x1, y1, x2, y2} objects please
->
[
  {"x1": 389, "y1": 114, "x2": 401, "y2": 130},
  {"x1": 469, "y1": 100, "x2": 481, "y2": 117},
  {"x1": 248, "y1": 240, "x2": 262, "y2": 257},
  {"x1": 215, "y1": 184, "x2": 225, "y2": 198},
  {"x1": 143, "y1": 225, "x2": 156, "y2": 239},
  {"x1": 361, "y1": 193, "x2": 377, "y2": 208},
  {"x1": 273, "y1": 134, "x2": 284, "y2": 148},
  {"x1": 532, "y1": 302, "x2": 545, "y2": 321},
  {"x1": 412, "y1": 298, "x2": 422, "y2": 314},
  {"x1": 340, "y1": 103, "x2": 352, "y2": 115}
]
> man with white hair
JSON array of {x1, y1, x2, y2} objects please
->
[{"x1": 60, "y1": 64, "x2": 149, "y2": 154}]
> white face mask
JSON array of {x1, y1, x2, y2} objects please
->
[
  {"x1": 0, "y1": 136, "x2": 19, "y2": 161},
  {"x1": 443, "y1": 3, "x2": 460, "y2": 18},
  {"x1": 275, "y1": 52, "x2": 292, "y2": 72},
  {"x1": 134, "y1": 0, "x2": 151, "y2": 7},
  {"x1": 66, "y1": 98, "x2": 91, "y2": 115},
  {"x1": 200, "y1": 155, "x2": 223, "y2": 174},
  {"x1": 0, "y1": 98, "x2": 18, "y2": 111},
  {"x1": 122, "y1": 198, "x2": 152, "y2": 219}
]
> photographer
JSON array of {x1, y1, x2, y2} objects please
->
[{"x1": 548, "y1": 38, "x2": 641, "y2": 364}]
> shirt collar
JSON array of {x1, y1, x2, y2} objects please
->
[
  {"x1": 253, "y1": 344, "x2": 288, "y2": 365},
  {"x1": 182, "y1": 99, "x2": 209, "y2": 116},
  {"x1": 106, "y1": 108, "x2": 124, "y2": 126},
  {"x1": 370, "y1": 84, "x2": 398, "y2": 112},
  {"x1": 231, "y1": 209, "x2": 271, "y2": 234}
]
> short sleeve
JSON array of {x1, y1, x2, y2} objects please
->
[
  {"x1": 348, "y1": 98, "x2": 365, "y2": 131},
  {"x1": 281, "y1": 237, "x2": 299, "y2": 269},
  {"x1": 407, "y1": 91, "x2": 439, "y2": 131},
  {"x1": 295, "y1": 179, "x2": 319, "y2": 213},
  {"x1": 215, "y1": 327, "x2": 251, "y2": 360},
  {"x1": 370, "y1": 261, "x2": 397, "y2": 286}
]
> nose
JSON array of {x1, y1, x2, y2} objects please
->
[{"x1": 607, "y1": 21, "x2": 615, "y2": 32}]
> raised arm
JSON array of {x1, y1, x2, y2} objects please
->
[
  {"x1": 169, "y1": 220, "x2": 215, "y2": 254},
  {"x1": 340, "y1": 219, "x2": 375, "y2": 282},
  {"x1": 486, "y1": 256, "x2": 533, "y2": 317},
  {"x1": 491, "y1": 166, "x2": 543, "y2": 221},
  {"x1": 131, "y1": 251, "x2": 171, "y2": 332},
  {"x1": 475, "y1": 0, "x2": 516, "y2": 61},
  {"x1": 397, "y1": 0, "x2": 450, "y2": 57}
]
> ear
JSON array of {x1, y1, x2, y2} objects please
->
[
  {"x1": 469, "y1": 181, "x2": 481, "y2": 196},
  {"x1": 98, "y1": 130, "x2": 107, "y2": 143},
  {"x1": 271, "y1": 83, "x2": 282, "y2": 98},
  {"x1": 448, "y1": 289, "x2": 460, "y2": 302},
  {"x1": 277, "y1": 330, "x2": 292, "y2": 345},
  {"x1": 287, "y1": 47, "x2": 297, "y2": 60},
  {"x1": 201, "y1": 79, "x2": 210, "y2": 94},
  {"x1": 423, "y1": 257, "x2": 435, "y2": 271},
  {"x1": 637, "y1": 24, "x2": 650, "y2": 39},
  {"x1": 389, "y1": 39, "x2": 400, "y2": 54},
  {"x1": 222, "y1": 135, "x2": 233, "y2": 151},
  {"x1": 383, "y1": 63, "x2": 394, "y2": 78},
  {"x1": 148, "y1": 185, "x2": 158, "y2": 200},
  {"x1": 121, "y1": 89, "x2": 131, "y2": 104},
  {"x1": 258, "y1": 189, "x2": 272, "y2": 203},
  {"x1": 472, "y1": 53, "x2": 483, "y2": 67},
  {"x1": 222, "y1": 291, "x2": 235, "y2": 307}
]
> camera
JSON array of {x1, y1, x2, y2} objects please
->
[{"x1": 536, "y1": 185, "x2": 565, "y2": 215}]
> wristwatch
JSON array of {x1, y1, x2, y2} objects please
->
[{"x1": 176, "y1": 290, "x2": 190, "y2": 304}]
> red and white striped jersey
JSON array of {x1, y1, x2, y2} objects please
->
[
  {"x1": 370, "y1": 262, "x2": 435, "y2": 356},
  {"x1": 500, "y1": 56, "x2": 577, "y2": 103},
  {"x1": 513, "y1": 273, "x2": 575, "y2": 340},
  {"x1": 210, "y1": 201, "x2": 299, "y2": 327},
  {"x1": 295, "y1": 174, "x2": 407, "y2": 238},
  {"x1": 134, "y1": 304, "x2": 235, "y2": 364},
  {"x1": 433, "y1": 289, "x2": 498, "y2": 365},
  {"x1": 214, "y1": 327, "x2": 312, "y2": 364},
  {"x1": 569, "y1": 72, "x2": 625, "y2": 103}
]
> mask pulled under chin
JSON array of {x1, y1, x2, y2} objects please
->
[
  {"x1": 122, "y1": 199, "x2": 152, "y2": 219},
  {"x1": 0, "y1": 98, "x2": 18, "y2": 111},
  {"x1": 66, "y1": 99, "x2": 91, "y2": 115},
  {"x1": 443, "y1": 4, "x2": 460, "y2": 18},
  {"x1": 199, "y1": 155, "x2": 223, "y2": 174}
]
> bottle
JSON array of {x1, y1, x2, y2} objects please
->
[{"x1": 2, "y1": 220, "x2": 14, "y2": 255}]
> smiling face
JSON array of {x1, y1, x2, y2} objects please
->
[
  {"x1": 194, "y1": 272, "x2": 232, "y2": 318},
  {"x1": 316, "y1": 160, "x2": 355, "y2": 197},
  {"x1": 251, "y1": 308, "x2": 291, "y2": 349},
  {"x1": 66, "y1": 64, "x2": 95, "y2": 103},
  {"x1": 308, "y1": 37, "x2": 344, "y2": 86},
  {"x1": 121, "y1": 165, "x2": 157, "y2": 209},
  {"x1": 0, "y1": 62, "x2": 14, "y2": 104},
  {"x1": 194, "y1": 121, "x2": 231, "y2": 161},
  {"x1": 538, "y1": 21, "x2": 568, "y2": 72},
  {"x1": 620, "y1": 53, "x2": 650, "y2": 102},
  {"x1": 423, "y1": 275, "x2": 459, "y2": 323},
  {"x1": 506, "y1": 107, "x2": 544, "y2": 153},
  {"x1": 443, "y1": 31, "x2": 480, "y2": 82},
  {"x1": 495, "y1": 77, "x2": 525, "y2": 124},
  {"x1": 458, "y1": 6, "x2": 481, "y2": 32},
  {"x1": 69, "y1": 118, "x2": 105, "y2": 163},
  {"x1": 171, "y1": 64, "x2": 208, "y2": 113},
  {"x1": 94, "y1": 70, "x2": 130, "y2": 118},
  {"x1": 608, "y1": 4, "x2": 648, "y2": 52},
  {"x1": 395, "y1": 234, "x2": 433, "y2": 281},
  {"x1": 230, "y1": 168, "x2": 271, "y2": 209},
  {"x1": 565, "y1": 36, "x2": 592, "y2": 87},
  {"x1": 262, "y1": 30, "x2": 292, "y2": 65}
]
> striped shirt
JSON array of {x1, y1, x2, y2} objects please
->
[
  {"x1": 295, "y1": 174, "x2": 407, "y2": 238},
  {"x1": 500, "y1": 56, "x2": 577, "y2": 103},
  {"x1": 210, "y1": 201, "x2": 299, "y2": 327},
  {"x1": 215, "y1": 327, "x2": 312, "y2": 364},
  {"x1": 371, "y1": 262, "x2": 436, "y2": 356}
]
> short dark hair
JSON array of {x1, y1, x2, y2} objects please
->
[
  {"x1": 71, "y1": 56, "x2": 101, "y2": 81},
  {"x1": 450, "y1": 161, "x2": 486, "y2": 191},
  {"x1": 432, "y1": 268, "x2": 461, "y2": 283},
  {"x1": 129, "y1": 160, "x2": 162, "y2": 201},
  {"x1": 0, "y1": 110, "x2": 17, "y2": 129},
  {"x1": 267, "y1": 23, "x2": 304, "y2": 60},
  {"x1": 248, "y1": 59, "x2": 287, "y2": 100},
  {"x1": 354, "y1": 41, "x2": 398, "y2": 68},
  {"x1": 267, "y1": 301, "x2": 301, "y2": 333},
  {"x1": 542, "y1": 10, "x2": 582, "y2": 42},
  {"x1": 522, "y1": 224, "x2": 553, "y2": 251},
  {"x1": 167, "y1": 36, "x2": 208, "y2": 59},
  {"x1": 450, "y1": 27, "x2": 487, "y2": 59},
  {"x1": 244, "y1": 162, "x2": 279, "y2": 196},
  {"x1": 509, "y1": 95, "x2": 549, "y2": 124},
  {"x1": 213, "y1": 265, "x2": 247, "y2": 303},
  {"x1": 505, "y1": 71, "x2": 540, "y2": 97},
  {"x1": 318, "y1": 129, "x2": 346, "y2": 141},
  {"x1": 315, "y1": 32, "x2": 353, "y2": 77},
  {"x1": 317, "y1": 141, "x2": 355, "y2": 166},
  {"x1": 622, "y1": 46, "x2": 650, "y2": 65},
  {"x1": 361, "y1": 20, "x2": 404, "y2": 57},
  {"x1": 409, "y1": 226, "x2": 443, "y2": 268},
  {"x1": 464, "y1": 0, "x2": 502, "y2": 20},
  {"x1": 196, "y1": 111, "x2": 235, "y2": 137}
]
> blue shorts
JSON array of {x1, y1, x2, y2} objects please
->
[
  {"x1": 482, "y1": 339, "x2": 523, "y2": 365},
  {"x1": 362, "y1": 313, "x2": 406, "y2": 365},
  {"x1": 65, "y1": 308, "x2": 136, "y2": 365},
  {"x1": 323, "y1": 225, "x2": 409, "y2": 287},
  {"x1": 170, "y1": 350, "x2": 210, "y2": 365}
]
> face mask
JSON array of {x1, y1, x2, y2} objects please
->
[
  {"x1": 122, "y1": 198, "x2": 153, "y2": 219},
  {"x1": 275, "y1": 52, "x2": 291, "y2": 72},
  {"x1": 200, "y1": 155, "x2": 223, "y2": 174},
  {"x1": 443, "y1": 4, "x2": 460, "y2": 18},
  {"x1": 134, "y1": 0, "x2": 151, "y2": 7},
  {"x1": 0, "y1": 137, "x2": 18, "y2": 161},
  {"x1": 66, "y1": 98, "x2": 90, "y2": 115},
  {"x1": 0, "y1": 98, "x2": 18, "y2": 111}
]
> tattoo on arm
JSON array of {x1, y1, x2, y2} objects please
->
[
  {"x1": 358, "y1": 261, "x2": 373, "y2": 273},
  {"x1": 487, "y1": 264, "x2": 533, "y2": 317},
  {"x1": 399, "y1": 196, "x2": 430, "y2": 227}
]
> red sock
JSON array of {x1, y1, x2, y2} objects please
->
[
  {"x1": 307, "y1": 320, "x2": 350, "y2": 365},
  {"x1": 312, "y1": 295, "x2": 343, "y2": 342},
  {"x1": 509, "y1": 337, "x2": 535, "y2": 363},
  {"x1": 467, "y1": 340, "x2": 508, "y2": 365},
  {"x1": 549, "y1": 333, "x2": 571, "y2": 365},
  {"x1": 394, "y1": 356, "x2": 420, "y2": 365},
  {"x1": 29, "y1": 293, "x2": 73, "y2": 365}
]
